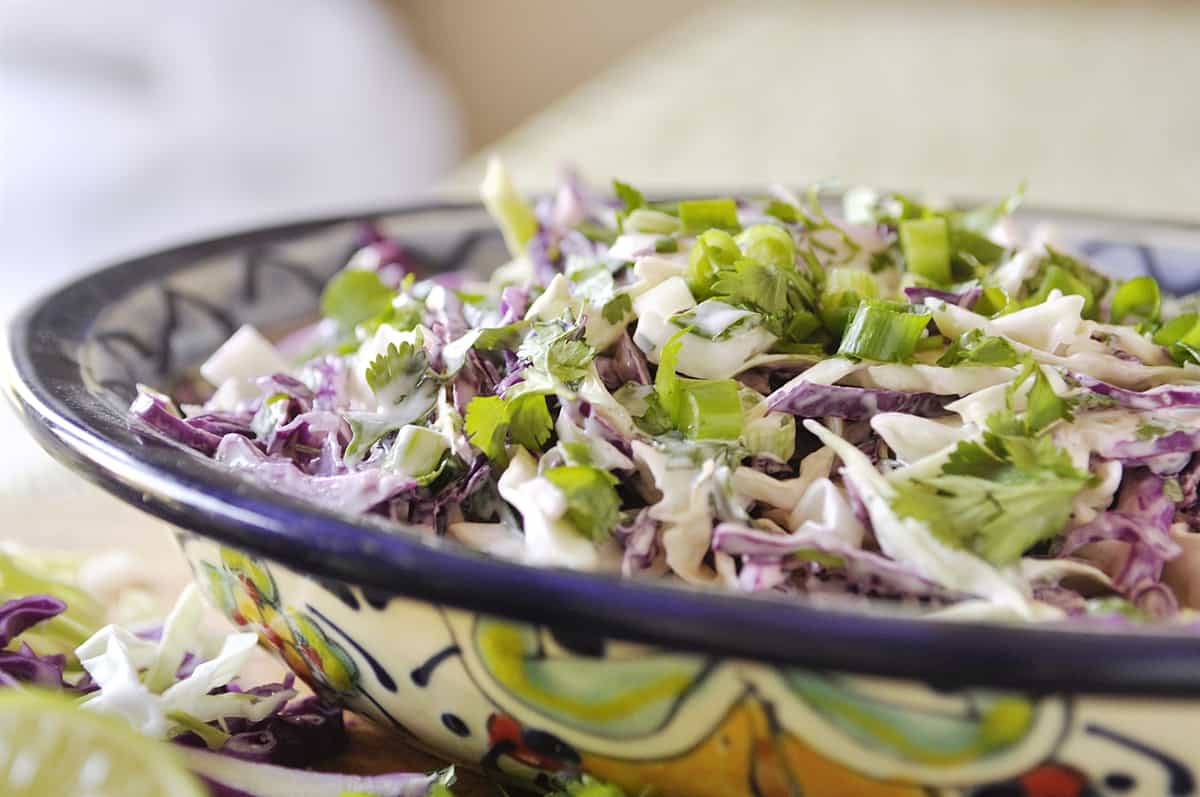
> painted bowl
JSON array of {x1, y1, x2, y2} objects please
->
[{"x1": 8, "y1": 200, "x2": 1200, "y2": 797}]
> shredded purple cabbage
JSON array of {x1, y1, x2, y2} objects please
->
[
  {"x1": 1060, "y1": 470, "x2": 1182, "y2": 615},
  {"x1": 131, "y1": 392, "x2": 225, "y2": 455},
  {"x1": 0, "y1": 595, "x2": 69, "y2": 688},
  {"x1": 713, "y1": 523, "x2": 960, "y2": 602},
  {"x1": 214, "y1": 435, "x2": 415, "y2": 515},
  {"x1": 766, "y1": 380, "x2": 952, "y2": 420},
  {"x1": 1098, "y1": 428, "x2": 1200, "y2": 465},
  {"x1": 903, "y1": 284, "x2": 982, "y2": 309},
  {"x1": 1070, "y1": 372, "x2": 1200, "y2": 411}
]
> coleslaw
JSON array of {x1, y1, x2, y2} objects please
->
[{"x1": 132, "y1": 160, "x2": 1200, "y2": 624}]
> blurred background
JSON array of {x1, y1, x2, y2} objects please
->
[
  {"x1": 4, "y1": 0, "x2": 1198, "y2": 301},
  {"x1": 0, "y1": 0, "x2": 1198, "y2": 560}
]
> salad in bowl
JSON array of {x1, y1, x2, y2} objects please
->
[{"x1": 132, "y1": 160, "x2": 1200, "y2": 626}]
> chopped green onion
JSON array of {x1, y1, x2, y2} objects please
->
[
  {"x1": 655, "y1": 328, "x2": 689, "y2": 424},
  {"x1": 823, "y1": 267, "x2": 880, "y2": 300},
  {"x1": 782, "y1": 310, "x2": 822, "y2": 342},
  {"x1": 543, "y1": 465, "x2": 621, "y2": 541},
  {"x1": 973, "y1": 286, "x2": 1012, "y2": 317},
  {"x1": 899, "y1": 217, "x2": 951, "y2": 284},
  {"x1": 687, "y1": 229, "x2": 741, "y2": 300},
  {"x1": 385, "y1": 425, "x2": 450, "y2": 484},
  {"x1": 1025, "y1": 264, "x2": 1096, "y2": 318},
  {"x1": 678, "y1": 379, "x2": 744, "y2": 440},
  {"x1": 480, "y1": 157, "x2": 539, "y2": 258},
  {"x1": 836, "y1": 301, "x2": 932, "y2": 363},
  {"x1": 1110, "y1": 275, "x2": 1161, "y2": 325},
  {"x1": 678, "y1": 198, "x2": 740, "y2": 234},
  {"x1": 818, "y1": 290, "x2": 864, "y2": 338},
  {"x1": 735, "y1": 224, "x2": 796, "y2": 270},
  {"x1": 741, "y1": 412, "x2": 796, "y2": 461},
  {"x1": 624, "y1": 208, "x2": 681, "y2": 235},
  {"x1": 654, "y1": 237, "x2": 679, "y2": 254}
]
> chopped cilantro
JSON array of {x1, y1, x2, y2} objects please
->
[
  {"x1": 543, "y1": 465, "x2": 621, "y2": 541},
  {"x1": 507, "y1": 392, "x2": 554, "y2": 451},
  {"x1": 560, "y1": 441, "x2": 594, "y2": 466},
  {"x1": 711, "y1": 258, "x2": 792, "y2": 315},
  {"x1": 464, "y1": 395, "x2": 511, "y2": 465},
  {"x1": 473, "y1": 321, "x2": 530, "y2": 351},
  {"x1": 891, "y1": 427, "x2": 1091, "y2": 564},
  {"x1": 1136, "y1": 420, "x2": 1170, "y2": 441},
  {"x1": 937, "y1": 329, "x2": 1020, "y2": 367},
  {"x1": 612, "y1": 179, "x2": 646, "y2": 233},
  {"x1": 1021, "y1": 247, "x2": 1110, "y2": 319},
  {"x1": 612, "y1": 180, "x2": 645, "y2": 212},
  {"x1": 365, "y1": 340, "x2": 425, "y2": 397},
  {"x1": 320, "y1": 270, "x2": 397, "y2": 331},
  {"x1": 601, "y1": 293, "x2": 633, "y2": 324},
  {"x1": 764, "y1": 199, "x2": 799, "y2": 224},
  {"x1": 518, "y1": 322, "x2": 596, "y2": 386},
  {"x1": 464, "y1": 392, "x2": 554, "y2": 467},
  {"x1": 1006, "y1": 357, "x2": 1071, "y2": 434}
]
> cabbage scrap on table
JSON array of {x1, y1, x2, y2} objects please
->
[{"x1": 133, "y1": 161, "x2": 1200, "y2": 624}]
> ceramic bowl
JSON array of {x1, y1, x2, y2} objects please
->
[{"x1": 8, "y1": 200, "x2": 1200, "y2": 797}]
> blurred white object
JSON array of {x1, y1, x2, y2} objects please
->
[
  {"x1": 0, "y1": 0, "x2": 463, "y2": 296},
  {"x1": 0, "y1": 1, "x2": 462, "y2": 567}
]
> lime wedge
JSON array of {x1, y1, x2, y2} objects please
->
[{"x1": 0, "y1": 689, "x2": 207, "y2": 797}]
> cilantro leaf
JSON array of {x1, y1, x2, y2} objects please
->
[
  {"x1": 507, "y1": 393, "x2": 554, "y2": 451},
  {"x1": 465, "y1": 395, "x2": 511, "y2": 466},
  {"x1": 320, "y1": 270, "x2": 397, "y2": 331},
  {"x1": 892, "y1": 429, "x2": 1090, "y2": 565},
  {"x1": 518, "y1": 322, "x2": 596, "y2": 387},
  {"x1": 613, "y1": 383, "x2": 674, "y2": 436},
  {"x1": 1006, "y1": 357, "x2": 1071, "y2": 434},
  {"x1": 365, "y1": 341, "x2": 426, "y2": 397},
  {"x1": 601, "y1": 293, "x2": 633, "y2": 324},
  {"x1": 1020, "y1": 246, "x2": 1111, "y2": 319},
  {"x1": 547, "y1": 339, "x2": 594, "y2": 384},
  {"x1": 711, "y1": 258, "x2": 791, "y2": 316},
  {"x1": 612, "y1": 180, "x2": 646, "y2": 233},
  {"x1": 543, "y1": 465, "x2": 621, "y2": 541},
  {"x1": 473, "y1": 321, "x2": 529, "y2": 351},
  {"x1": 764, "y1": 199, "x2": 799, "y2": 224},
  {"x1": 612, "y1": 180, "x2": 645, "y2": 212},
  {"x1": 464, "y1": 392, "x2": 555, "y2": 467},
  {"x1": 937, "y1": 329, "x2": 1020, "y2": 367}
]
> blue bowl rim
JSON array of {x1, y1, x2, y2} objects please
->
[{"x1": 9, "y1": 198, "x2": 1200, "y2": 697}]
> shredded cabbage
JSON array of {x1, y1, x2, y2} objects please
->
[{"x1": 127, "y1": 168, "x2": 1200, "y2": 624}]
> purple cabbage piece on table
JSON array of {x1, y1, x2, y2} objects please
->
[{"x1": 766, "y1": 380, "x2": 953, "y2": 420}]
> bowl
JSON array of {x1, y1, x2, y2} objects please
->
[{"x1": 8, "y1": 199, "x2": 1200, "y2": 797}]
